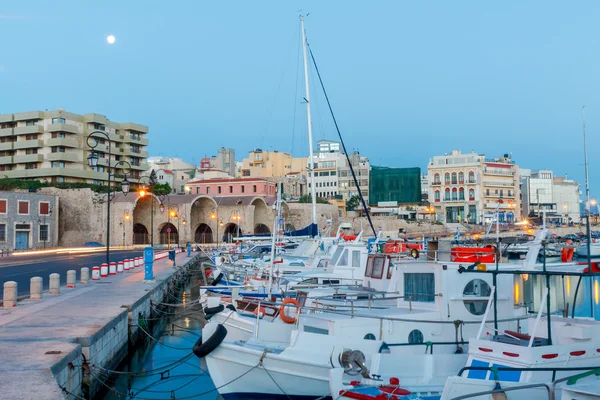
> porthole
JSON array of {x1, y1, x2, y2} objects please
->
[
  {"x1": 463, "y1": 278, "x2": 491, "y2": 315},
  {"x1": 408, "y1": 329, "x2": 423, "y2": 344},
  {"x1": 364, "y1": 333, "x2": 376, "y2": 340}
]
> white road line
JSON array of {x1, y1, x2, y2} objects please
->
[{"x1": 4, "y1": 268, "x2": 47, "y2": 277}]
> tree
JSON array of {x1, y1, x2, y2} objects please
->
[
  {"x1": 346, "y1": 195, "x2": 361, "y2": 211},
  {"x1": 299, "y1": 194, "x2": 329, "y2": 204}
]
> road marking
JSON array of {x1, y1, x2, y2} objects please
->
[{"x1": 4, "y1": 268, "x2": 46, "y2": 277}]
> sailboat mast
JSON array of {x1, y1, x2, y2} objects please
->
[
  {"x1": 300, "y1": 15, "x2": 318, "y2": 230},
  {"x1": 582, "y1": 106, "x2": 594, "y2": 318}
]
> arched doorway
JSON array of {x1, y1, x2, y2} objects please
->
[
  {"x1": 223, "y1": 223, "x2": 239, "y2": 243},
  {"x1": 254, "y1": 223, "x2": 271, "y2": 235},
  {"x1": 159, "y1": 223, "x2": 179, "y2": 245},
  {"x1": 195, "y1": 223, "x2": 213, "y2": 244},
  {"x1": 133, "y1": 223, "x2": 149, "y2": 245},
  {"x1": 252, "y1": 198, "x2": 270, "y2": 231}
]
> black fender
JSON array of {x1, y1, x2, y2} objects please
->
[
  {"x1": 226, "y1": 304, "x2": 236, "y2": 312},
  {"x1": 193, "y1": 324, "x2": 227, "y2": 358},
  {"x1": 211, "y1": 272, "x2": 224, "y2": 286},
  {"x1": 204, "y1": 304, "x2": 225, "y2": 316}
]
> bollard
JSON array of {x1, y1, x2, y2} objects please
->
[
  {"x1": 49, "y1": 273, "x2": 60, "y2": 295},
  {"x1": 92, "y1": 266, "x2": 100, "y2": 280},
  {"x1": 81, "y1": 267, "x2": 89, "y2": 284},
  {"x1": 133, "y1": 258, "x2": 138, "y2": 268},
  {"x1": 124, "y1": 259, "x2": 131, "y2": 271},
  {"x1": 100, "y1": 263, "x2": 108, "y2": 278},
  {"x1": 66, "y1": 270, "x2": 76, "y2": 288},
  {"x1": 109, "y1": 262, "x2": 116, "y2": 275},
  {"x1": 117, "y1": 261, "x2": 124, "y2": 273},
  {"x1": 125, "y1": 259, "x2": 132, "y2": 270},
  {"x1": 136, "y1": 257, "x2": 141, "y2": 267},
  {"x1": 30, "y1": 277, "x2": 42, "y2": 300},
  {"x1": 3, "y1": 281, "x2": 17, "y2": 307}
]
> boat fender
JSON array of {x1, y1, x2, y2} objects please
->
[
  {"x1": 410, "y1": 248, "x2": 419, "y2": 259},
  {"x1": 226, "y1": 304, "x2": 236, "y2": 312},
  {"x1": 279, "y1": 298, "x2": 300, "y2": 324},
  {"x1": 211, "y1": 273, "x2": 224, "y2": 286},
  {"x1": 204, "y1": 304, "x2": 225, "y2": 316},
  {"x1": 193, "y1": 324, "x2": 227, "y2": 358}
]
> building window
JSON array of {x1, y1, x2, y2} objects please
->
[
  {"x1": 206, "y1": 187, "x2": 210, "y2": 194},
  {"x1": 0, "y1": 200, "x2": 6, "y2": 214},
  {"x1": 18, "y1": 200, "x2": 29, "y2": 215},
  {"x1": 229, "y1": 186, "x2": 233, "y2": 193},
  {"x1": 469, "y1": 188, "x2": 475, "y2": 201},
  {"x1": 458, "y1": 172, "x2": 464, "y2": 184},
  {"x1": 218, "y1": 186, "x2": 222, "y2": 194},
  {"x1": 25, "y1": 134, "x2": 38, "y2": 140},
  {"x1": 452, "y1": 188, "x2": 458, "y2": 201},
  {"x1": 451, "y1": 172, "x2": 457, "y2": 184},
  {"x1": 486, "y1": 189, "x2": 490, "y2": 196},
  {"x1": 39, "y1": 202, "x2": 50, "y2": 215},
  {"x1": 433, "y1": 173, "x2": 441, "y2": 184},
  {"x1": 25, "y1": 163, "x2": 38, "y2": 170},
  {"x1": 459, "y1": 187, "x2": 465, "y2": 200},
  {"x1": 444, "y1": 188, "x2": 450, "y2": 201},
  {"x1": 0, "y1": 223, "x2": 5, "y2": 242},
  {"x1": 26, "y1": 120, "x2": 38, "y2": 126},
  {"x1": 93, "y1": 123, "x2": 105, "y2": 131},
  {"x1": 25, "y1": 148, "x2": 38, "y2": 155},
  {"x1": 39, "y1": 224, "x2": 49, "y2": 242},
  {"x1": 499, "y1": 189, "x2": 503, "y2": 197},
  {"x1": 57, "y1": 177, "x2": 65, "y2": 183},
  {"x1": 241, "y1": 185, "x2": 245, "y2": 193},
  {"x1": 468, "y1": 171, "x2": 475, "y2": 183},
  {"x1": 434, "y1": 190, "x2": 440, "y2": 202},
  {"x1": 52, "y1": 117, "x2": 65, "y2": 124},
  {"x1": 51, "y1": 132, "x2": 66, "y2": 139},
  {"x1": 508, "y1": 190, "x2": 512, "y2": 197},
  {"x1": 253, "y1": 185, "x2": 257, "y2": 193},
  {"x1": 444, "y1": 173, "x2": 450, "y2": 184}
]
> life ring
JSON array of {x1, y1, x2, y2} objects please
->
[
  {"x1": 253, "y1": 305, "x2": 265, "y2": 318},
  {"x1": 204, "y1": 304, "x2": 225, "y2": 316},
  {"x1": 192, "y1": 324, "x2": 227, "y2": 358},
  {"x1": 279, "y1": 298, "x2": 300, "y2": 324},
  {"x1": 211, "y1": 273, "x2": 224, "y2": 286},
  {"x1": 410, "y1": 248, "x2": 419, "y2": 259}
]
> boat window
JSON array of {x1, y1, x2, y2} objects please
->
[
  {"x1": 330, "y1": 247, "x2": 344, "y2": 266},
  {"x1": 304, "y1": 326, "x2": 329, "y2": 335},
  {"x1": 404, "y1": 273, "x2": 435, "y2": 303},
  {"x1": 387, "y1": 263, "x2": 393, "y2": 279},
  {"x1": 365, "y1": 257, "x2": 374, "y2": 277},
  {"x1": 463, "y1": 279, "x2": 491, "y2": 316},
  {"x1": 337, "y1": 249, "x2": 349, "y2": 266},
  {"x1": 408, "y1": 329, "x2": 424, "y2": 344},
  {"x1": 364, "y1": 333, "x2": 376, "y2": 340},
  {"x1": 323, "y1": 279, "x2": 339, "y2": 285},
  {"x1": 372, "y1": 257, "x2": 385, "y2": 279},
  {"x1": 352, "y1": 251, "x2": 361, "y2": 268},
  {"x1": 301, "y1": 278, "x2": 318, "y2": 285},
  {"x1": 296, "y1": 291, "x2": 308, "y2": 307},
  {"x1": 317, "y1": 259, "x2": 328, "y2": 268}
]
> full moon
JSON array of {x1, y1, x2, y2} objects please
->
[{"x1": 106, "y1": 35, "x2": 116, "y2": 44}]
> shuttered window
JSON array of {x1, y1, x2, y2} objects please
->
[
  {"x1": 18, "y1": 201, "x2": 29, "y2": 215},
  {"x1": 0, "y1": 200, "x2": 6, "y2": 214},
  {"x1": 39, "y1": 202, "x2": 50, "y2": 215}
]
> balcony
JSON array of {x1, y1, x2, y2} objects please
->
[
  {"x1": 13, "y1": 111, "x2": 43, "y2": 122},
  {"x1": 123, "y1": 135, "x2": 149, "y2": 146},
  {"x1": 47, "y1": 123, "x2": 80, "y2": 134},
  {"x1": 14, "y1": 125, "x2": 44, "y2": 136},
  {"x1": 14, "y1": 154, "x2": 43, "y2": 163},
  {"x1": 0, "y1": 128, "x2": 15, "y2": 137},
  {"x1": 46, "y1": 137, "x2": 79, "y2": 148},
  {"x1": 0, "y1": 156, "x2": 13, "y2": 165},
  {"x1": 431, "y1": 181, "x2": 442, "y2": 186},
  {"x1": 483, "y1": 169, "x2": 514, "y2": 177},
  {"x1": 121, "y1": 123, "x2": 149, "y2": 133},
  {"x1": 47, "y1": 152, "x2": 80, "y2": 163},
  {"x1": 14, "y1": 139, "x2": 43, "y2": 150},
  {"x1": 466, "y1": 180, "x2": 477, "y2": 185},
  {"x1": 0, "y1": 142, "x2": 14, "y2": 151}
]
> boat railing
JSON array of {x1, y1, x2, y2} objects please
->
[
  {"x1": 312, "y1": 293, "x2": 443, "y2": 313},
  {"x1": 452, "y1": 366, "x2": 600, "y2": 400},
  {"x1": 385, "y1": 340, "x2": 469, "y2": 354}
]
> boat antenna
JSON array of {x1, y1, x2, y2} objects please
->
[
  {"x1": 306, "y1": 43, "x2": 377, "y2": 238},
  {"x1": 300, "y1": 15, "x2": 318, "y2": 235},
  {"x1": 582, "y1": 106, "x2": 594, "y2": 319}
]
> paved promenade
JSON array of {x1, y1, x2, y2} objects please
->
[{"x1": 0, "y1": 251, "x2": 198, "y2": 400}]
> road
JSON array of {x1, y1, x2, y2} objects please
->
[{"x1": 0, "y1": 249, "x2": 143, "y2": 296}]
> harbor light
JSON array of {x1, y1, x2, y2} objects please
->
[{"x1": 514, "y1": 282, "x2": 519, "y2": 304}]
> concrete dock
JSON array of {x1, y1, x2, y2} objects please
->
[{"x1": 0, "y1": 251, "x2": 201, "y2": 400}]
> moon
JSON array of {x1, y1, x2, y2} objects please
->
[{"x1": 106, "y1": 35, "x2": 116, "y2": 44}]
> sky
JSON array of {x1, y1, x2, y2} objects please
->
[{"x1": 0, "y1": 1, "x2": 599, "y2": 195}]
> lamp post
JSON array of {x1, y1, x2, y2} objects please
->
[
  {"x1": 137, "y1": 175, "x2": 164, "y2": 247},
  {"x1": 121, "y1": 211, "x2": 130, "y2": 247},
  {"x1": 168, "y1": 204, "x2": 180, "y2": 249},
  {"x1": 232, "y1": 210, "x2": 241, "y2": 239},
  {"x1": 86, "y1": 131, "x2": 132, "y2": 265},
  {"x1": 210, "y1": 208, "x2": 223, "y2": 249}
]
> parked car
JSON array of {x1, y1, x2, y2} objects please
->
[{"x1": 562, "y1": 234, "x2": 579, "y2": 241}]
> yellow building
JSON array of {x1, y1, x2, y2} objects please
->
[{"x1": 238, "y1": 148, "x2": 306, "y2": 178}]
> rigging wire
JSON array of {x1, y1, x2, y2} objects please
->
[
  {"x1": 290, "y1": 20, "x2": 302, "y2": 156},
  {"x1": 307, "y1": 44, "x2": 377, "y2": 237}
]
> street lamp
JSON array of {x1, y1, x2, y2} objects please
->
[
  {"x1": 210, "y1": 208, "x2": 222, "y2": 249},
  {"x1": 168, "y1": 204, "x2": 180, "y2": 249},
  {"x1": 138, "y1": 175, "x2": 166, "y2": 247},
  {"x1": 86, "y1": 130, "x2": 132, "y2": 265},
  {"x1": 121, "y1": 211, "x2": 130, "y2": 247},
  {"x1": 232, "y1": 210, "x2": 241, "y2": 239}
]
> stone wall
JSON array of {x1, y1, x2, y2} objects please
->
[{"x1": 286, "y1": 203, "x2": 340, "y2": 233}]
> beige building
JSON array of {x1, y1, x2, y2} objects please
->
[
  {"x1": 0, "y1": 109, "x2": 149, "y2": 184},
  {"x1": 428, "y1": 150, "x2": 521, "y2": 224},
  {"x1": 238, "y1": 148, "x2": 306, "y2": 178}
]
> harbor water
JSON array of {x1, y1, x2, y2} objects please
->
[{"x1": 102, "y1": 269, "x2": 218, "y2": 400}]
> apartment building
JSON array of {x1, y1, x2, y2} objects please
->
[
  {"x1": 238, "y1": 148, "x2": 305, "y2": 178},
  {"x1": 146, "y1": 156, "x2": 196, "y2": 194},
  {"x1": 199, "y1": 147, "x2": 236, "y2": 177},
  {"x1": 0, "y1": 109, "x2": 149, "y2": 184},
  {"x1": 428, "y1": 150, "x2": 521, "y2": 224}
]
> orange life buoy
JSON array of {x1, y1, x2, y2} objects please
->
[
  {"x1": 279, "y1": 298, "x2": 300, "y2": 324},
  {"x1": 253, "y1": 305, "x2": 265, "y2": 317}
]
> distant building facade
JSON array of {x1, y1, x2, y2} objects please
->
[
  {"x1": 0, "y1": 191, "x2": 59, "y2": 250},
  {"x1": 428, "y1": 149, "x2": 521, "y2": 224},
  {"x1": 199, "y1": 147, "x2": 236, "y2": 177},
  {"x1": 0, "y1": 109, "x2": 149, "y2": 184},
  {"x1": 521, "y1": 169, "x2": 581, "y2": 224},
  {"x1": 186, "y1": 177, "x2": 276, "y2": 202},
  {"x1": 146, "y1": 156, "x2": 197, "y2": 194},
  {"x1": 238, "y1": 149, "x2": 305, "y2": 178}
]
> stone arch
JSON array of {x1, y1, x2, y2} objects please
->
[
  {"x1": 251, "y1": 197, "x2": 270, "y2": 229},
  {"x1": 223, "y1": 223, "x2": 239, "y2": 242},
  {"x1": 133, "y1": 223, "x2": 148, "y2": 245},
  {"x1": 254, "y1": 223, "x2": 271, "y2": 235},
  {"x1": 132, "y1": 194, "x2": 163, "y2": 246},
  {"x1": 159, "y1": 222, "x2": 178, "y2": 245},
  {"x1": 195, "y1": 223, "x2": 213, "y2": 244}
]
